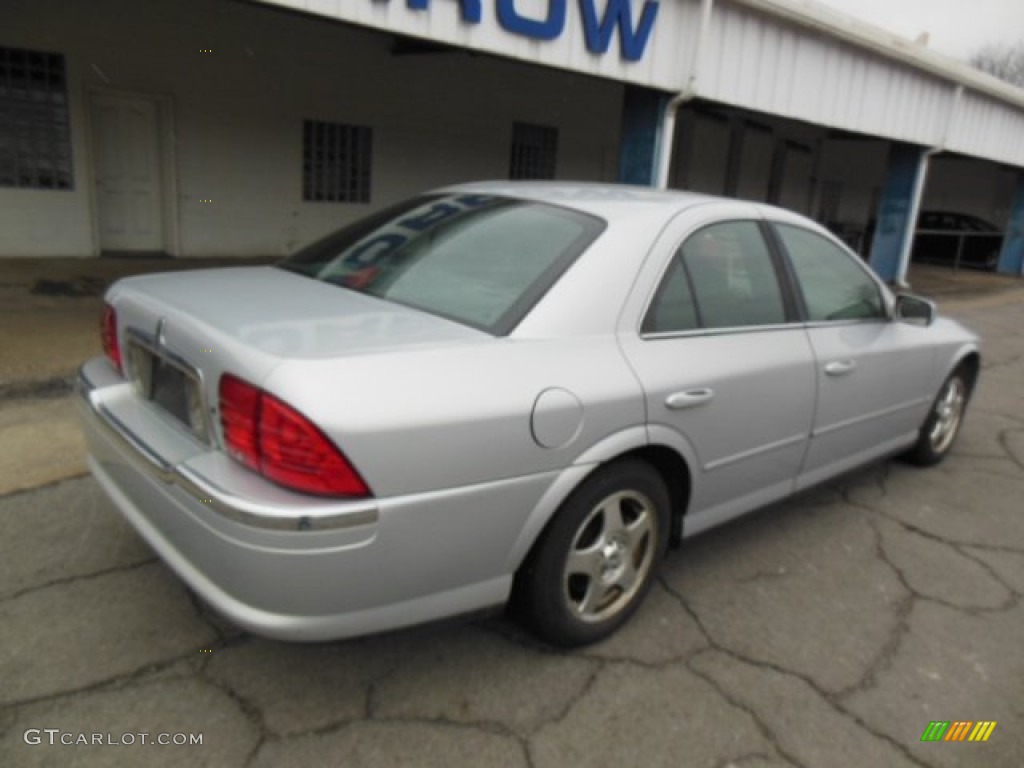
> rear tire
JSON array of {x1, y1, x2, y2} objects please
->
[
  {"x1": 514, "y1": 460, "x2": 670, "y2": 647},
  {"x1": 903, "y1": 368, "x2": 969, "y2": 466}
]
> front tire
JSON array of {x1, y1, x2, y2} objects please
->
[
  {"x1": 903, "y1": 368, "x2": 969, "y2": 466},
  {"x1": 515, "y1": 460, "x2": 670, "y2": 647}
]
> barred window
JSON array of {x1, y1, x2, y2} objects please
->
[
  {"x1": 509, "y1": 122, "x2": 558, "y2": 180},
  {"x1": 0, "y1": 46, "x2": 73, "y2": 190},
  {"x1": 303, "y1": 120, "x2": 371, "y2": 203}
]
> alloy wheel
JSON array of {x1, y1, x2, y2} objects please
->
[
  {"x1": 562, "y1": 490, "x2": 656, "y2": 623},
  {"x1": 928, "y1": 375, "x2": 966, "y2": 455}
]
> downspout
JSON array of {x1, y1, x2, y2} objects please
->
[
  {"x1": 896, "y1": 147, "x2": 938, "y2": 288},
  {"x1": 655, "y1": 0, "x2": 715, "y2": 189},
  {"x1": 895, "y1": 85, "x2": 963, "y2": 287}
]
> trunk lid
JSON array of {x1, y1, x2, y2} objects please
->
[
  {"x1": 105, "y1": 266, "x2": 491, "y2": 450},
  {"x1": 110, "y1": 266, "x2": 489, "y2": 361}
]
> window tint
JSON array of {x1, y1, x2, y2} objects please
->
[
  {"x1": 775, "y1": 224, "x2": 885, "y2": 322},
  {"x1": 279, "y1": 195, "x2": 604, "y2": 335},
  {"x1": 641, "y1": 257, "x2": 698, "y2": 334},
  {"x1": 644, "y1": 221, "x2": 786, "y2": 333}
]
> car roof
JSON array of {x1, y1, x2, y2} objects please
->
[
  {"x1": 920, "y1": 210, "x2": 997, "y2": 228},
  {"x1": 435, "y1": 180, "x2": 728, "y2": 220}
]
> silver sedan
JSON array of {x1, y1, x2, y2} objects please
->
[{"x1": 78, "y1": 182, "x2": 980, "y2": 646}]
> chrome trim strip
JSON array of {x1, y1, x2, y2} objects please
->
[
  {"x1": 641, "y1": 316, "x2": 892, "y2": 341},
  {"x1": 176, "y1": 465, "x2": 379, "y2": 531},
  {"x1": 77, "y1": 368, "x2": 379, "y2": 532},
  {"x1": 703, "y1": 433, "x2": 808, "y2": 472},
  {"x1": 99, "y1": 400, "x2": 175, "y2": 477},
  {"x1": 802, "y1": 318, "x2": 889, "y2": 330},
  {"x1": 641, "y1": 322, "x2": 802, "y2": 341},
  {"x1": 811, "y1": 397, "x2": 931, "y2": 438}
]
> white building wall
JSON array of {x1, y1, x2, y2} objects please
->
[
  {"x1": 0, "y1": 0, "x2": 623, "y2": 257},
  {"x1": 6, "y1": 0, "x2": 1024, "y2": 259},
  {"x1": 0, "y1": 184, "x2": 95, "y2": 259},
  {"x1": 258, "y1": 0, "x2": 1024, "y2": 173},
  {"x1": 698, "y1": 4, "x2": 951, "y2": 149},
  {"x1": 299, "y1": 0, "x2": 1024, "y2": 171},
  {"x1": 945, "y1": 92, "x2": 1024, "y2": 168},
  {"x1": 721, "y1": 0, "x2": 1024, "y2": 167}
]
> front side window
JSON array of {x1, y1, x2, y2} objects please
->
[
  {"x1": 644, "y1": 220, "x2": 787, "y2": 333},
  {"x1": 280, "y1": 194, "x2": 604, "y2": 334},
  {"x1": 775, "y1": 224, "x2": 885, "y2": 322}
]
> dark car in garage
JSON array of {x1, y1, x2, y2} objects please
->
[{"x1": 911, "y1": 211, "x2": 1004, "y2": 271}]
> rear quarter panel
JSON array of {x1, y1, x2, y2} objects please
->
[{"x1": 260, "y1": 336, "x2": 646, "y2": 498}]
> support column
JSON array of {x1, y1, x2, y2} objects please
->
[
  {"x1": 997, "y1": 173, "x2": 1024, "y2": 276},
  {"x1": 868, "y1": 143, "x2": 929, "y2": 283},
  {"x1": 618, "y1": 85, "x2": 667, "y2": 187}
]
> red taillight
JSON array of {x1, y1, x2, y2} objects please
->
[
  {"x1": 259, "y1": 393, "x2": 370, "y2": 497},
  {"x1": 219, "y1": 374, "x2": 261, "y2": 471},
  {"x1": 218, "y1": 374, "x2": 371, "y2": 498},
  {"x1": 101, "y1": 303, "x2": 122, "y2": 373}
]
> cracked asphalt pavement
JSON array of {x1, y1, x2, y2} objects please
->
[{"x1": 1, "y1": 288, "x2": 1023, "y2": 767}]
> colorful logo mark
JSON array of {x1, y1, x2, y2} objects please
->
[{"x1": 920, "y1": 721, "x2": 997, "y2": 742}]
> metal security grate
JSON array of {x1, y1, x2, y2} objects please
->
[
  {"x1": 303, "y1": 120, "x2": 372, "y2": 203},
  {"x1": 509, "y1": 122, "x2": 558, "y2": 180},
  {"x1": 0, "y1": 46, "x2": 73, "y2": 190}
]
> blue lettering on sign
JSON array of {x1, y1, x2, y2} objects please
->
[
  {"x1": 497, "y1": 0, "x2": 567, "y2": 41},
  {"x1": 578, "y1": 0, "x2": 659, "y2": 62},
  {"x1": 402, "y1": 0, "x2": 660, "y2": 62}
]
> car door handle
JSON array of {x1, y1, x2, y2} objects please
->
[
  {"x1": 824, "y1": 360, "x2": 857, "y2": 376},
  {"x1": 665, "y1": 389, "x2": 715, "y2": 410}
]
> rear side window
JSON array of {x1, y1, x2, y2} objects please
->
[
  {"x1": 643, "y1": 220, "x2": 787, "y2": 334},
  {"x1": 775, "y1": 224, "x2": 885, "y2": 322},
  {"x1": 280, "y1": 195, "x2": 604, "y2": 335}
]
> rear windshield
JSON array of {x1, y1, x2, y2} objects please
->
[{"x1": 279, "y1": 194, "x2": 605, "y2": 335}]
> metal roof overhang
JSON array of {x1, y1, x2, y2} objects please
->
[{"x1": 253, "y1": 0, "x2": 1024, "y2": 168}]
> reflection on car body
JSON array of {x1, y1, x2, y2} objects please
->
[{"x1": 79, "y1": 182, "x2": 980, "y2": 647}]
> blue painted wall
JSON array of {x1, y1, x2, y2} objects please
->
[
  {"x1": 997, "y1": 174, "x2": 1024, "y2": 276},
  {"x1": 618, "y1": 86, "x2": 666, "y2": 186},
  {"x1": 869, "y1": 143, "x2": 925, "y2": 282}
]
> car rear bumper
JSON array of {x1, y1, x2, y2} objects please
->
[{"x1": 77, "y1": 358, "x2": 551, "y2": 641}]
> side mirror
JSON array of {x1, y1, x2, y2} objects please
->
[{"x1": 894, "y1": 293, "x2": 935, "y2": 327}]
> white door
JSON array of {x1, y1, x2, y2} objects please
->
[{"x1": 92, "y1": 93, "x2": 164, "y2": 252}]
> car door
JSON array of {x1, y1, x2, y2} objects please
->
[
  {"x1": 619, "y1": 211, "x2": 817, "y2": 537},
  {"x1": 769, "y1": 221, "x2": 936, "y2": 489}
]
